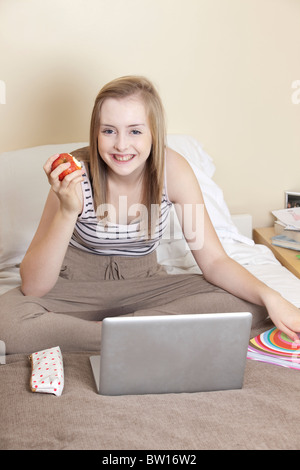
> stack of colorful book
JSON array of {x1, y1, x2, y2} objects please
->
[{"x1": 247, "y1": 327, "x2": 300, "y2": 370}]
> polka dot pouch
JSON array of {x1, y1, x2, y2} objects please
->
[{"x1": 29, "y1": 346, "x2": 64, "y2": 396}]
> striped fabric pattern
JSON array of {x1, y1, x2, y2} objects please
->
[{"x1": 69, "y1": 163, "x2": 173, "y2": 256}]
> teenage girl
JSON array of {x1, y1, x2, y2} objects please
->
[{"x1": 1, "y1": 76, "x2": 299, "y2": 354}]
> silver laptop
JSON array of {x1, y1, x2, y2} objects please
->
[{"x1": 90, "y1": 312, "x2": 252, "y2": 396}]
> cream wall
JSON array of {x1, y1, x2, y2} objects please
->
[{"x1": 1, "y1": 0, "x2": 299, "y2": 227}]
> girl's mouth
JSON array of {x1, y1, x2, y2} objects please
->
[{"x1": 112, "y1": 154, "x2": 135, "y2": 162}]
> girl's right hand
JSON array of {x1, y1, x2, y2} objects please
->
[{"x1": 43, "y1": 154, "x2": 84, "y2": 215}]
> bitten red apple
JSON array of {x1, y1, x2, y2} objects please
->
[{"x1": 51, "y1": 153, "x2": 81, "y2": 181}]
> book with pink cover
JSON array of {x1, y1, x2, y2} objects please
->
[{"x1": 247, "y1": 327, "x2": 300, "y2": 370}]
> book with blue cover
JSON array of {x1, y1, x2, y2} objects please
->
[{"x1": 271, "y1": 234, "x2": 300, "y2": 251}]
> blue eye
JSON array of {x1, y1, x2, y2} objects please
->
[
  {"x1": 131, "y1": 129, "x2": 142, "y2": 135},
  {"x1": 102, "y1": 129, "x2": 114, "y2": 135}
]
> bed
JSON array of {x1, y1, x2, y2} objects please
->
[{"x1": 1, "y1": 134, "x2": 300, "y2": 450}]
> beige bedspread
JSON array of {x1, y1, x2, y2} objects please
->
[{"x1": 1, "y1": 322, "x2": 299, "y2": 451}]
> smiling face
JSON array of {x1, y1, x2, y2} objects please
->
[{"x1": 97, "y1": 95, "x2": 153, "y2": 181}]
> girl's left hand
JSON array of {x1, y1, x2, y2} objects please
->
[{"x1": 265, "y1": 293, "x2": 300, "y2": 343}]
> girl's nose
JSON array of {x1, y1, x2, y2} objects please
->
[{"x1": 114, "y1": 132, "x2": 128, "y2": 152}]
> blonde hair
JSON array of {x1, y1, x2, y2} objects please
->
[{"x1": 89, "y1": 75, "x2": 166, "y2": 235}]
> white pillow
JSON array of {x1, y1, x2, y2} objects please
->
[
  {"x1": 166, "y1": 135, "x2": 249, "y2": 244},
  {"x1": 167, "y1": 134, "x2": 215, "y2": 178}
]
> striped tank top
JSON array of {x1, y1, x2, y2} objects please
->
[{"x1": 69, "y1": 162, "x2": 173, "y2": 256}]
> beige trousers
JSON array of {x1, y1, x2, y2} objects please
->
[{"x1": 0, "y1": 246, "x2": 268, "y2": 354}]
